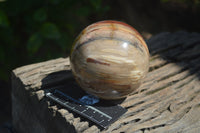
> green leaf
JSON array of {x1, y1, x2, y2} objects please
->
[
  {"x1": 76, "y1": 7, "x2": 91, "y2": 16},
  {"x1": 27, "y1": 33, "x2": 43, "y2": 54},
  {"x1": 33, "y1": 8, "x2": 47, "y2": 22},
  {"x1": 0, "y1": 10, "x2": 9, "y2": 27},
  {"x1": 57, "y1": 33, "x2": 71, "y2": 51},
  {"x1": 90, "y1": 0, "x2": 102, "y2": 11},
  {"x1": 41, "y1": 22, "x2": 61, "y2": 39},
  {"x1": 65, "y1": 23, "x2": 76, "y2": 34}
]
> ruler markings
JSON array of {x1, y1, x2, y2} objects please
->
[{"x1": 45, "y1": 89, "x2": 127, "y2": 128}]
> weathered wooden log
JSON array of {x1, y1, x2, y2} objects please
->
[{"x1": 12, "y1": 31, "x2": 200, "y2": 133}]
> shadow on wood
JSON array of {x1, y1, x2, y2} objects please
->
[{"x1": 147, "y1": 31, "x2": 200, "y2": 80}]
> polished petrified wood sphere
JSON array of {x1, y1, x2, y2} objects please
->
[{"x1": 70, "y1": 20, "x2": 149, "y2": 100}]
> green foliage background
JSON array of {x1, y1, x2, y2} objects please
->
[
  {"x1": 0, "y1": 0, "x2": 199, "y2": 82},
  {"x1": 0, "y1": 0, "x2": 109, "y2": 81}
]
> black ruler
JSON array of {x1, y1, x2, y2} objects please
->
[{"x1": 45, "y1": 88, "x2": 127, "y2": 129}]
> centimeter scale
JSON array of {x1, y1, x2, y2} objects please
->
[{"x1": 45, "y1": 82, "x2": 127, "y2": 129}]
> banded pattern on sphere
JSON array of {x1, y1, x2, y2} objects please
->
[{"x1": 70, "y1": 20, "x2": 149, "y2": 100}]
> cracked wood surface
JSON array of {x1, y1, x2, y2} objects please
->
[{"x1": 12, "y1": 31, "x2": 200, "y2": 133}]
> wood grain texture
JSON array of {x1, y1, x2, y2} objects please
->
[{"x1": 12, "y1": 31, "x2": 200, "y2": 133}]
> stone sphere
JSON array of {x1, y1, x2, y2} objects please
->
[{"x1": 70, "y1": 20, "x2": 149, "y2": 100}]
